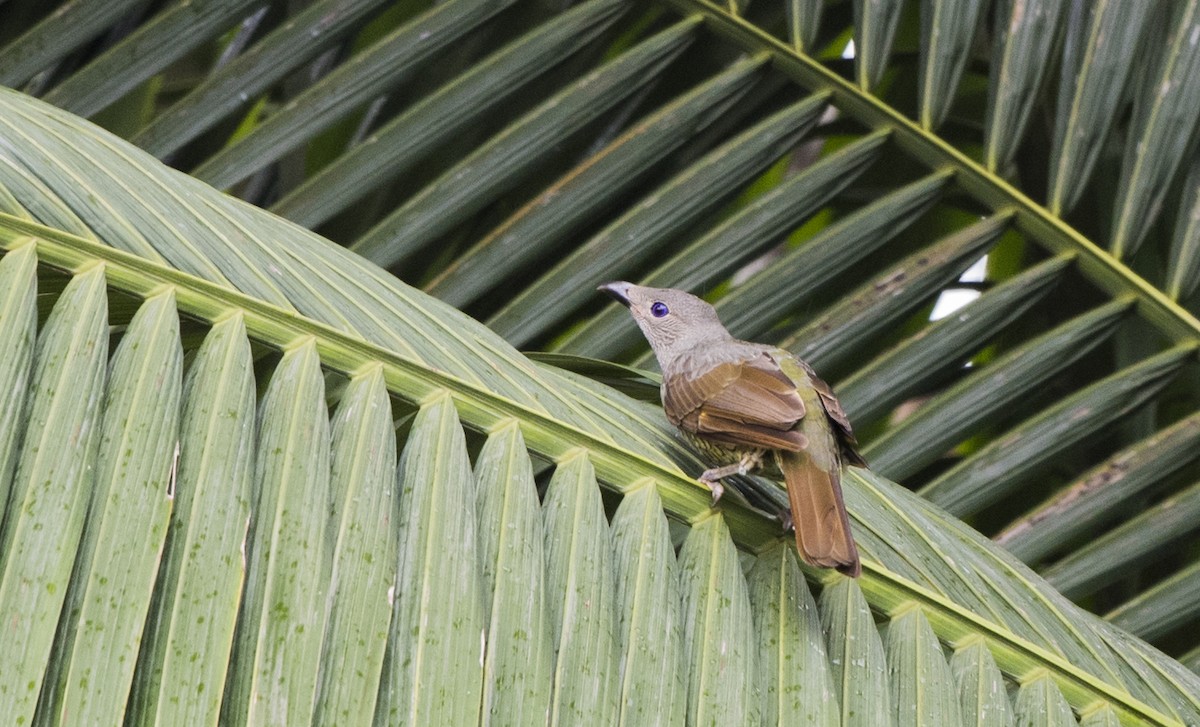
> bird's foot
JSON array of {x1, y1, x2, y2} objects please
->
[
  {"x1": 777, "y1": 508, "x2": 793, "y2": 532},
  {"x1": 697, "y1": 450, "x2": 765, "y2": 507},
  {"x1": 697, "y1": 468, "x2": 729, "y2": 505}
]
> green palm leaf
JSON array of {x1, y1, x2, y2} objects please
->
[
  {"x1": 0, "y1": 86, "x2": 1197, "y2": 724},
  {"x1": 4, "y1": 0, "x2": 1200, "y2": 722}
]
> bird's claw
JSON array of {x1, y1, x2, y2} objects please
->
[
  {"x1": 698, "y1": 469, "x2": 727, "y2": 507},
  {"x1": 697, "y1": 450, "x2": 765, "y2": 508}
]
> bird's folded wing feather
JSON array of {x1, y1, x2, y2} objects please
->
[
  {"x1": 664, "y1": 353, "x2": 807, "y2": 450},
  {"x1": 792, "y1": 358, "x2": 867, "y2": 466}
]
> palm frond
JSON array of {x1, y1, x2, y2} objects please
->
[
  {"x1": 0, "y1": 88, "x2": 1198, "y2": 724},
  {"x1": 4, "y1": 0, "x2": 1200, "y2": 718}
]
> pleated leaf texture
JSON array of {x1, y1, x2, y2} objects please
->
[
  {"x1": 0, "y1": 87, "x2": 1198, "y2": 726},
  {"x1": 3, "y1": 0, "x2": 1200, "y2": 721},
  {"x1": 6, "y1": 2, "x2": 1200, "y2": 659}
]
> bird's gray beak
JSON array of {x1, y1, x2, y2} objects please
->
[{"x1": 598, "y1": 281, "x2": 632, "y2": 307}]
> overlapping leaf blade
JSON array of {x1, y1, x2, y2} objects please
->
[
  {"x1": 271, "y1": 0, "x2": 631, "y2": 231},
  {"x1": 919, "y1": 346, "x2": 1193, "y2": 517},
  {"x1": 487, "y1": 95, "x2": 825, "y2": 347},
  {"x1": 132, "y1": 0, "x2": 394, "y2": 159},
  {"x1": 377, "y1": 395, "x2": 484, "y2": 724},
  {"x1": 0, "y1": 242, "x2": 36, "y2": 511},
  {"x1": 1, "y1": 2, "x2": 1200, "y2": 719},
  {"x1": 223, "y1": 340, "x2": 332, "y2": 726},
  {"x1": 42, "y1": 0, "x2": 264, "y2": 118},
  {"x1": 679, "y1": 515, "x2": 758, "y2": 725},
  {"x1": 984, "y1": 0, "x2": 1069, "y2": 171},
  {"x1": 349, "y1": 18, "x2": 697, "y2": 268},
  {"x1": 1111, "y1": 1, "x2": 1200, "y2": 259},
  {"x1": 0, "y1": 266, "x2": 108, "y2": 725},
  {"x1": 129, "y1": 314, "x2": 255, "y2": 727},
  {"x1": 316, "y1": 366, "x2": 398, "y2": 726},
  {"x1": 544, "y1": 452, "x2": 620, "y2": 724},
  {"x1": 555, "y1": 126, "x2": 883, "y2": 358},
  {"x1": 747, "y1": 544, "x2": 838, "y2": 726},
  {"x1": 610, "y1": 484, "x2": 686, "y2": 725},
  {"x1": 838, "y1": 255, "x2": 1071, "y2": 425},
  {"x1": 193, "y1": 0, "x2": 519, "y2": 189},
  {"x1": 427, "y1": 54, "x2": 773, "y2": 309},
  {"x1": 48, "y1": 290, "x2": 180, "y2": 725},
  {"x1": 1047, "y1": 0, "x2": 1153, "y2": 215},
  {"x1": 919, "y1": 0, "x2": 987, "y2": 129},
  {"x1": 865, "y1": 301, "x2": 1130, "y2": 481}
]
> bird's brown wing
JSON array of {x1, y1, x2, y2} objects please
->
[
  {"x1": 664, "y1": 353, "x2": 807, "y2": 451},
  {"x1": 796, "y1": 359, "x2": 867, "y2": 467}
]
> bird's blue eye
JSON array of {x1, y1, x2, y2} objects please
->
[{"x1": 651, "y1": 302, "x2": 669, "y2": 318}]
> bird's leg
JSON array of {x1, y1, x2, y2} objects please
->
[{"x1": 698, "y1": 449, "x2": 765, "y2": 505}]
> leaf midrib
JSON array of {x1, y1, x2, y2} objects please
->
[
  {"x1": 659, "y1": 0, "x2": 1200, "y2": 348},
  {"x1": 0, "y1": 214, "x2": 1183, "y2": 726}
]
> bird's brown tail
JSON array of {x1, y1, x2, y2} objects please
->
[{"x1": 778, "y1": 450, "x2": 861, "y2": 577}]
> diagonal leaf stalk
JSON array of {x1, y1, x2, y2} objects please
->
[
  {"x1": 0, "y1": 213, "x2": 1186, "y2": 726},
  {"x1": 0, "y1": 214, "x2": 765, "y2": 540},
  {"x1": 658, "y1": 0, "x2": 1200, "y2": 346}
]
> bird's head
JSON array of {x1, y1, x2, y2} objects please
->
[{"x1": 598, "y1": 281, "x2": 731, "y2": 360}]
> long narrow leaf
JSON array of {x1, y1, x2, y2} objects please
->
[
  {"x1": 130, "y1": 314, "x2": 255, "y2": 727},
  {"x1": 377, "y1": 394, "x2": 484, "y2": 724},
  {"x1": 1166, "y1": 154, "x2": 1200, "y2": 301},
  {"x1": 1110, "y1": 1, "x2": 1200, "y2": 259},
  {"x1": 555, "y1": 127, "x2": 884, "y2": 358},
  {"x1": 544, "y1": 451, "x2": 620, "y2": 725},
  {"x1": 1042, "y1": 479, "x2": 1200, "y2": 601},
  {"x1": 611, "y1": 483, "x2": 686, "y2": 726},
  {"x1": 474, "y1": 422, "x2": 554, "y2": 726},
  {"x1": 781, "y1": 215, "x2": 1010, "y2": 376},
  {"x1": 427, "y1": 55, "x2": 775, "y2": 309},
  {"x1": 919, "y1": 345, "x2": 1192, "y2": 517},
  {"x1": 0, "y1": 0, "x2": 149, "y2": 88},
  {"x1": 1105, "y1": 561, "x2": 1200, "y2": 643},
  {"x1": 315, "y1": 366, "x2": 398, "y2": 726},
  {"x1": 1014, "y1": 675, "x2": 1076, "y2": 726},
  {"x1": 748, "y1": 543, "x2": 837, "y2": 726},
  {"x1": 838, "y1": 254, "x2": 1070, "y2": 425},
  {"x1": 272, "y1": 0, "x2": 630, "y2": 230},
  {"x1": 132, "y1": 0, "x2": 393, "y2": 158},
  {"x1": 886, "y1": 607, "x2": 964, "y2": 725},
  {"x1": 853, "y1": 0, "x2": 904, "y2": 91},
  {"x1": 983, "y1": 0, "x2": 1069, "y2": 171},
  {"x1": 0, "y1": 266, "x2": 108, "y2": 725},
  {"x1": 224, "y1": 340, "x2": 332, "y2": 726},
  {"x1": 1047, "y1": 0, "x2": 1153, "y2": 215},
  {"x1": 679, "y1": 514, "x2": 758, "y2": 725},
  {"x1": 919, "y1": 0, "x2": 987, "y2": 129},
  {"x1": 787, "y1": 0, "x2": 823, "y2": 53},
  {"x1": 0, "y1": 241, "x2": 36, "y2": 515},
  {"x1": 997, "y1": 411, "x2": 1200, "y2": 565},
  {"x1": 950, "y1": 640, "x2": 1015, "y2": 727},
  {"x1": 820, "y1": 578, "x2": 893, "y2": 727},
  {"x1": 42, "y1": 0, "x2": 263, "y2": 118},
  {"x1": 194, "y1": 0, "x2": 519, "y2": 189},
  {"x1": 349, "y1": 19, "x2": 698, "y2": 268},
  {"x1": 865, "y1": 301, "x2": 1130, "y2": 481},
  {"x1": 488, "y1": 96, "x2": 826, "y2": 347},
  {"x1": 716, "y1": 172, "x2": 949, "y2": 341},
  {"x1": 52, "y1": 290, "x2": 181, "y2": 724}
]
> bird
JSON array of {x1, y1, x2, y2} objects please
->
[{"x1": 599, "y1": 281, "x2": 862, "y2": 577}]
